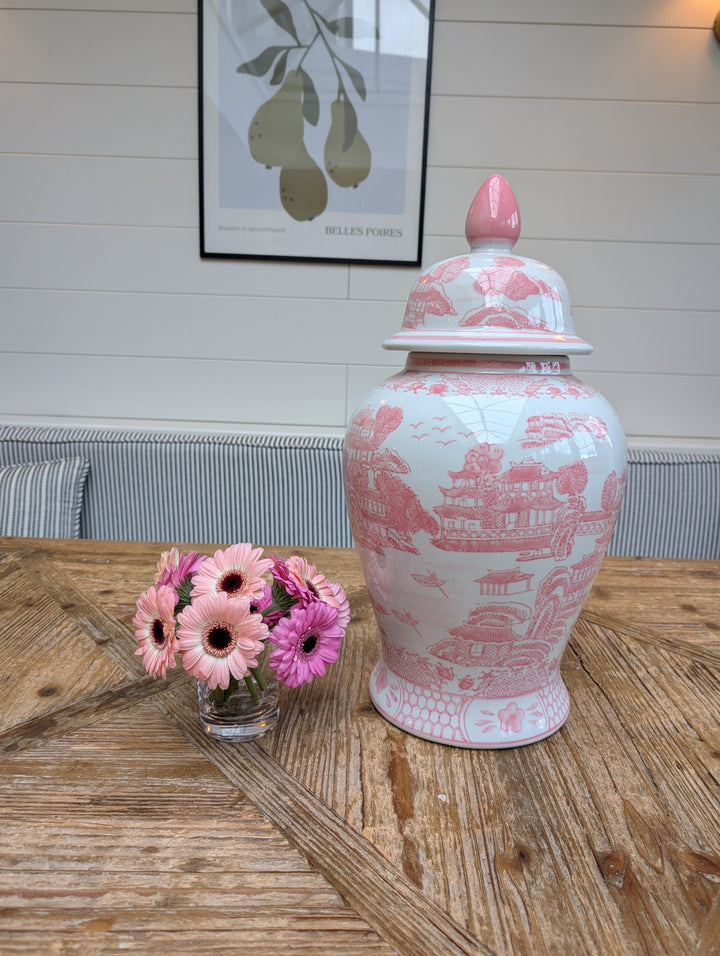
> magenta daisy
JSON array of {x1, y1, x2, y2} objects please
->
[
  {"x1": 253, "y1": 582, "x2": 273, "y2": 616},
  {"x1": 191, "y1": 543, "x2": 272, "y2": 604},
  {"x1": 133, "y1": 585, "x2": 178, "y2": 678},
  {"x1": 269, "y1": 601, "x2": 343, "y2": 687},
  {"x1": 176, "y1": 591, "x2": 268, "y2": 690}
]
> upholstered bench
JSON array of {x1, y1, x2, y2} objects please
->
[
  {"x1": 0, "y1": 424, "x2": 718, "y2": 559},
  {"x1": 0, "y1": 425, "x2": 351, "y2": 548}
]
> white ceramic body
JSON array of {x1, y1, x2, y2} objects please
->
[{"x1": 343, "y1": 353, "x2": 626, "y2": 748}]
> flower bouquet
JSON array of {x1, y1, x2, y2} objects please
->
[{"x1": 133, "y1": 543, "x2": 349, "y2": 739}]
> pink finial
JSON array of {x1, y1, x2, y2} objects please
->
[{"x1": 464, "y1": 174, "x2": 521, "y2": 250}]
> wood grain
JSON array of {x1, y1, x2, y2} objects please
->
[
  {"x1": 1, "y1": 537, "x2": 719, "y2": 955},
  {"x1": 0, "y1": 691, "x2": 396, "y2": 956}
]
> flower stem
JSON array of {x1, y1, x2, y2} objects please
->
[
  {"x1": 252, "y1": 665, "x2": 267, "y2": 692},
  {"x1": 209, "y1": 675, "x2": 239, "y2": 708},
  {"x1": 244, "y1": 673, "x2": 260, "y2": 702}
]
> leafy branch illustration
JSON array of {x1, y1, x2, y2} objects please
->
[
  {"x1": 392, "y1": 608, "x2": 423, "y2": 638},
  {"x1": 238, "y1": 0, "x2": 378, "y2": 221}
]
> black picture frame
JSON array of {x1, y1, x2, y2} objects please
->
[{"x1": 198, "y1": 0, "x2": 435, "y2": 265}]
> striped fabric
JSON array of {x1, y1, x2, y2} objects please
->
[
  {"x1": 0, "y1": 425, "x2": 352, "y2": 548},
  {"x1": 1, "y1": 426, "x2": 718, "y2": 557},
  {"x1": 0, "y1": 456, "x2": 90, "y2": 538},
  {"x1": 607, "y1": 449, "x2": 720, "y2": 559}
]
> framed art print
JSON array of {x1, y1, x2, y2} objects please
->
[{"x1": 198, "y1": 0, "x2": 435, "y2": 265}]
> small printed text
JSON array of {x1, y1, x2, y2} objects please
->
[{"x1": 325, "y1": 226, "x2": 403, "y2": 238}]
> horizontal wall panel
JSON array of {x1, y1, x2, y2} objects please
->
[
  {"x1": 436, "y1": 0, "x2": 713, "y2": 28},
  {"x1": 428, "y1": 97, "x2": 720, "y2": 176},
  {"x1": 572, "y1": 309, "x2": 720, "y2": 377},
  {"x1": 424, "y1": 167, "x2": 720, "y2": 245},
  {"x1": 0, "y1": 0, "x2": 194, "y2": 10},
  {"x1": 1, "y1": 156, "x2": 196, "y2": 227},
  {"x1": 351, "y1": 237, "x2": 720, "y2": 313},
  {"x1": 0, "y1": 224, "x2": 350, "y2": 299},
  {"x1": 0, "y1": 355, "x2": 348, "y2": 428},
  {"x1": 349, "y1": 264, "x2": 419, "y2": 307},
  {"x1": 0, "y1": 84, "x2": 196, "y2": 158},
  {"x1": 580, "y1": 371, "x2": 720, "y2": 441},
  {"x1": 0, "y1": 290, "x2": 398, "y2": 367},
  {"x1": 431, "y1": 22, "x2": 720, "y2": 102},
  {"x1": 523, "y1": 239, "x2": 720, "y2": 312},
  {"x1": 0, "y1": 414, "x2": 348, "y2": 438},
  {"x1": 0, "y1": 10, "x2": 195, "y2": 86}
]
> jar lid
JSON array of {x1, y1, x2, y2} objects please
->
[{"x1": 383, "y1": 174, "x2": 592, "y2": 355}]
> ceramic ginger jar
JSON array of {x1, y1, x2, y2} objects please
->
[{"x1": 342, "y1": 175, "x2": 626, "y2": 748}]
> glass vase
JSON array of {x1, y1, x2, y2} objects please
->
[{"x1": 196, "y1": 671, "x2": 279, "y2": 741}]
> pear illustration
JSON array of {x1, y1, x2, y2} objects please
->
[
  {"x1": 248, "y1": 70, "x2": 304, "y2": 169},
  {"x1": 324, "y1": 99, "x2": 371, "y2": 188},
  {"x1": 279, "y1": 142, "x2": 328, "y2": 221}
]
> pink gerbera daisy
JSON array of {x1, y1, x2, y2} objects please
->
[
  {"x1": 272, "y1": 555, "x2": 333, "y2": 601},
  {"x1": 327, "y1": 580, "x2": 350, "y2": 629},
  {"x1": 176, "y1": 591, "x2": 268, "y2": 690},
  {"x1": 133, "y1": 585, "x2": 178, "y2": 678},
  {"x1": 155, "y1": 548, "x2": 206, "y2": 591},
  {"x1": 156, "y1": 546, "x2": 182, "y2": 580},
  {"x1": 269, "y1": 601, "x2": 343, "y2": 687},
  {"x1": 191, "y1": 543, "x2": 272, "y2": 604},
  {"x1": 272, "y1": 555, "x2": 350, "y2": 626}
]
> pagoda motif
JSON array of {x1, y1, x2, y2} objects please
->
[
  {"x1": 432, "y1": 442, "x2": 619, "y2": 560},
  {"x1": 433, "y1": 443, "x2": 569, "y2": 555},
  {"x1": 476, "y1": 568, "x2": 533, "y2": 595}
]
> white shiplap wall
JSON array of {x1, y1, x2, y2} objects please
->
[{"x1": 1, "y1": 0, "x2": 719, "y2": 446}]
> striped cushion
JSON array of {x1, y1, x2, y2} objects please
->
[
  {"x1": 0, "y1": 426, "x2": 351, "y2": 547},
  {"x1": 0, "y1": 456, "x2": 90, "y2": 538},
  {"x1": 607, "y1": 450, "x2": 720, "y2": 559}
]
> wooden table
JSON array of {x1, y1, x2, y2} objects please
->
[{"x1": 1, "y1": 538, "x2": 719, "y2": 955}]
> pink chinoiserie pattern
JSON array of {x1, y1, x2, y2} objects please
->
[
  {"x1": 369, "y1": 659, "x2": 569, "y2": 748},
  {"x1": 344, "y1": 404, "x2": 437, "y2": 556},
  {"x1": 343, "y1": 175, "x2": 627, "y2": 748}
]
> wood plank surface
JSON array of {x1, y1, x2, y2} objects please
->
[
  {"x1": 1, "y1": 537, "x2": 719, "y2": 955},
  {"x1": 0, "y1": 703, "x2": 395, "y2": 955}
]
